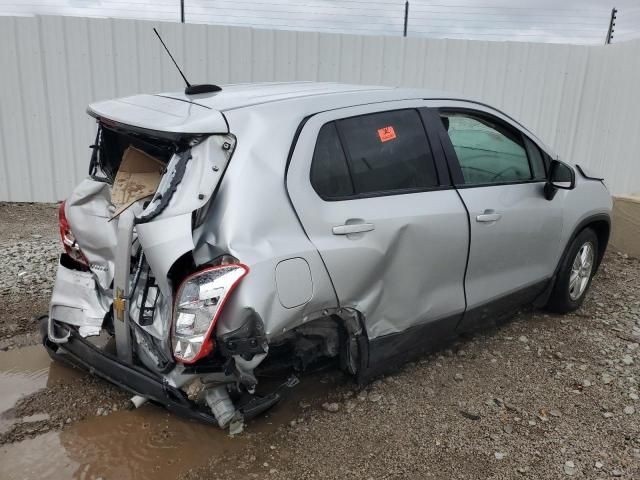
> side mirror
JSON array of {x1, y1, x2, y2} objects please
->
[{"x1": 544, "y1": 160, "x2": 575, "y2": 200}]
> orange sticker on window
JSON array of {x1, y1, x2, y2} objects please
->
[{"x1": 377, "y1": 126, "x2": 396, "y2": 142}]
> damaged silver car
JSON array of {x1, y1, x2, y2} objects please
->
[{"x1": 43, "y1": 82, "x2": 612, "y2": 429}]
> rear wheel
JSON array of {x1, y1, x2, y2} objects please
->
[{"x1": 546, "y1": 228, "x2": 598, "y2": 313}]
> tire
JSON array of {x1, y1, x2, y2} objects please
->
[{"x1": 546, "y1": 228, "x2": 598, "y2": 313}]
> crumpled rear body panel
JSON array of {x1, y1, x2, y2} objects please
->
[
  {"x1": 50, "y1": 179, "x2": 117, "y2": 339},
  {"x1": 192, "y1": 107, "x2": 339, "y2": 340},
  {"x1": 50, "y1": 134, "x2": 235, "y2": 345},
  {"x1": 49, "y1": 261, "x2": 110, "y2": 337},
  {"x1": 65, "y1": 179, "x2": 117, "y2": 290}
]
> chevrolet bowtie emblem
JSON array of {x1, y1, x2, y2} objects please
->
[{"x1": 113, "y1": 287, "x2": 126, "y2": 322}]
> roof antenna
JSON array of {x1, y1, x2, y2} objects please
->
[{"x1": 153, "y1": 27, "x2": 221, "y2": 95}]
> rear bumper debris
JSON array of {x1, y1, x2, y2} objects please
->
[
  {"x1": 42, "y1": 318, "x2": 285, "y2": 428},
  {"x1": 43, "y1": 319, "x2": 218, "y2": 424}
]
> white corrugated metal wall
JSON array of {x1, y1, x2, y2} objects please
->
[{"x1": 0, "y1": 15, "x2": 638, "y2": 202}]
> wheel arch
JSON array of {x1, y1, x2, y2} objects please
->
[
  {"x1": 554, "y1": 213, "x2": 610, "y2": 279},
  {"x1": 535, "y1": 213, "x2": 610, "y2": 309},
  {"x1": 574, "y1": 214, "x2": 611, "y2": 273}
]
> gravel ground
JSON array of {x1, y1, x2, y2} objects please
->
[
  {"x1": 0, "y1": 203, "x2": 59, "y2": 348},
  {"x1": 0, "y1": 202, "x2": 129, "y2": 445},
  {"x1": 1, "y1": 202, "x2": 640, "y2": 479}
]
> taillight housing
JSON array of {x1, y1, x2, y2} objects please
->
[
  {"x1": 58, "y1": 201, "x2": 89, "y2": 267},
  {"x1": 172, "y1": 264, "x2": 249, "y2": 364}
]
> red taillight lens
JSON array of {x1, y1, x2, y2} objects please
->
[
  {"x1": 172, "y1": 264, "x2": 249, "y2": 364},
  {"x1": 58, "y1": 200, "x2": 89, "y2": 267}
]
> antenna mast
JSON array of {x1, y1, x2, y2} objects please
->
[
  {"x1": 153, "y1": 28, "x2": 191, "y2": 88},
  {"x1": 152, "y1": 28, "x2": 222, "y2": 95}
]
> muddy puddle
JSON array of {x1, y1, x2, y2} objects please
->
[
  {"x1": 0, "y1": 345, "x2": 51, "y2": 433},
  {"x1": 0, "y1": 406, "x2": 252, "y2": 479},
  {"x1": 0, "y1": 344, "x2": 341, "y2": 479}
]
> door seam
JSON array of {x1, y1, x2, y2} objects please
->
[{"x1": 453, "y1": 186, "x2": 471, "y2": 331}]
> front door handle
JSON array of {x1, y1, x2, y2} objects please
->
[
  {"x1": 476, "y1": 210, "x2": 502, "y2": 223},
  {"x1": 332, "y1": 223, "x2": 375, "y2": 235}
]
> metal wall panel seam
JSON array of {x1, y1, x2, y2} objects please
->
[{"x1": 13, "y1": 17, "x2": 35, "y2": 201}]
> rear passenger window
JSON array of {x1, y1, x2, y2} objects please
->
[
  {"x1": 338, "y1": 109, "x2": 438, "y2": 194},
  {"x1": 442, "y1": 113, "x2": 532, "y2": 185},
  {"x1": 310, "y1": 123, "x2": 354, "y2": 199}
]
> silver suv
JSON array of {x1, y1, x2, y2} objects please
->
[{"x1": 43, "y1": 82, "x2": 612, "y2": 428}]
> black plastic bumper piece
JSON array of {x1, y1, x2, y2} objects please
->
[{"x1": 43, "y1": 322, "x2": 217, "y2": 425}]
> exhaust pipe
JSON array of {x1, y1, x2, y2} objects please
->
[{"x1": 204, "y1": 385, "x2": 236, "y2": 428}]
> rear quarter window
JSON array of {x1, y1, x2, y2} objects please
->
[{"x1": 310, "y1": 122, "x2": 354, "y2": 199}]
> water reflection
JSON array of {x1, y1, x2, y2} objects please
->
[{"x1": 0, "y1": 345, "x2": 51, "y2": 433}]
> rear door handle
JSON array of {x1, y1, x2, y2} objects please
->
[
  {"x1": 332, "y1": 223, "x2": 375, "y2": 235},
  {"x1": 476, "y1": 210, "x2": 502, "y2": 223}
]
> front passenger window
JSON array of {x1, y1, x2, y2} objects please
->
[{"x1": 442, "y1": 113, "x2": 532, "y2": 185}]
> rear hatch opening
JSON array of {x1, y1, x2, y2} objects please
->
[{"x1": 90, "y1": 122, "x2": 185, "y2": 184}]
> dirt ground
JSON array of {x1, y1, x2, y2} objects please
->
[
  {"x1": 0, "y1": 203, "x2": 59, "y2": 348},
  {"x1": 1, "y1": 202, "x2": 639, "y2": 479}
]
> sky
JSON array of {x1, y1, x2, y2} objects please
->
[{"x1": 0, "y1": 0, "x2": 639, "y2": 44}]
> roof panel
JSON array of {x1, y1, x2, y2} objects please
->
[
  {"x1": 158, "y1": 81, "x2": 397, "y2": 111},
  {"x1": 87, "y1": 82, "x2": 459, "y2": 135}
]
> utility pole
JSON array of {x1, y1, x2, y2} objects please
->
[
  {"x1": 180, "y1": 0, "x2": 185, "y2": 23},
  {"x1": 605, "y1": 7, "x2": 617, "y2": 44},
  {"x1": 403, "y1": 1, "x2": 409, "y2": 37}
]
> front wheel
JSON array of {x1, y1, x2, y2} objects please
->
[{"x1": 546, "y1": 228, "x2": 598, "y2": 313}]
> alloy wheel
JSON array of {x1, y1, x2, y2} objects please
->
[{"x1": 568, "y1": 242, "x2": 594, "y2": 301}]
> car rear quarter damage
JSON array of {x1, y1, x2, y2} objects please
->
[{"x1": 45, "y1": 93, "x2": 357, "y2": 430}]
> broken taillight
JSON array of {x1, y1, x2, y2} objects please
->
[
  {"x1": 58, "y1": 200, "x2": 89, "y2": 267},
  {"x1": 172, "y1": 264, "x2": 249, "y2": 364}
]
